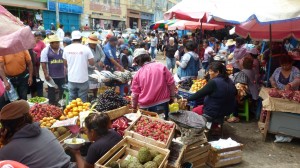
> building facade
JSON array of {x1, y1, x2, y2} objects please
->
[{"x1": 83, "y1": 0, "x2": 126, "y2": 31}]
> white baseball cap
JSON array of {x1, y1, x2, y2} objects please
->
[
  {"x1": 71, "y1": 31, "x2": 82, "y2": 40},
  {"x1": 133, "y1": 48, "x2": 148, "y2": 59}
]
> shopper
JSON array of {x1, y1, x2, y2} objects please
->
[
  {"x1": 164, "y1": 37, "x2": 178, "y2": 73},
  {"x1": 41, "y1": 35, "x2": 65, "y2": 105},
  {"x1": 56, "y1": 24, "x2": 65, "y2": 41},
  {"x1": 86, "y1": 34, "x2": 105, "y2": 98},
  {"x1": 71, "y1": 113, "x2": 122, "y2": 168},
  {"x1": 43, "y1": 30, "x2": 54, "y2": 45},
  {"x1": 119, "y1": 44, "x2": 130, "y2": 70},
  {"x1": 0, "y1": 100, "x2": 70, "y2": 168},
  {"x1": 103, "y1": 36, "x2": 124, "y2": 72},
  {"x1": 131, "y1": 48, "x2": 175, "y2": 119},
  {"x1": 63, "y1": 31, "x2": 94, "y2": 102},
  {"x1": 0, "y1": 50, "x2": 33, "y2": 100},
  {"x1": 176, "y1": 41, "x2": 200, "y2": 80},
  {"x1": 150, "y1": 33, "x2": 158, "y2": 59},
  {"x1": 32, "y1": 31, "x2": 46, "y2": 97},
  {"x1": 232, "y1": 37, "x2": 247, "y2": 74},
  {"x1": 202, "y1": 40, "x2": 215, "y2": 72},
  {"x1": 186, "y1": 62, "x2": 237, "y2": 121}
]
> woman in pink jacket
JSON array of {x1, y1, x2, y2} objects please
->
[{"x1": 131, "y1": 48, "x2": 176, "y2": 119}]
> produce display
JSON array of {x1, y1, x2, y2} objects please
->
[
  {"x1": 190, "y1": 79, "x2": 207, "y2": 93},
  {"x1": 94, "y1": 89, "x2": 128, "y2": 112},
  {"x1": 52, "y1": 127, "x2": 68, "y2": 138},
  {"x1": 63, "y1": 98, "x2": 91, "y2": 120},
  {"x1": 40, "y1": 117, "x2": 57, "y2": 128},
  {"x1": 269, "y1": 89, "x2": 300, "y2": 102},
  {"x1": 178, "y1": 78, "x2": 193, "y2": 90},
  {"x1": 28, "y1": 96, "x2": 47, "y2": 103},
  {"x1": 108, "y1": 147, "x2": 164, "y2": 168},
  {"x1": 29, "y1": 104, "x2": 62, "y2": 121},
  {"x1": 132, "y1": 116, "x2": 174, "y2": 143}
]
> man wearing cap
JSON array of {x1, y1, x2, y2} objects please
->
[
  {"x1": 87, "y1": 34, "x2": 105, "y2": 97},
  {"x1": 41, "y1": 35, "x2": 65, "y2": 105},
  {"x1": 63, "y1": 31, "x2": 95, "y2": 102},
  {"x1": 0, "y1": 100, "x2": 70, "y2": 167},
  {"x1": 0, "y1": 50, "x2": 33, "y2": 100},
  {"x1": 225, "y1": 39, "x2": 236, "y2": 54},
  {"x1": 119, "y1": 44, "x2": 130, "y2": 70},
  {"x1": 103, "y1": 36, "x2": 124, "y2": 72}
]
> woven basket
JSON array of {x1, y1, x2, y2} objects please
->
[{"x1": 105, "y1": 106, "x2": 129, "y2": 120}]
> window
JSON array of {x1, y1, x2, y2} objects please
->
[{"x1": 115, "y1": 0, "x2": 120, "y2": 7}]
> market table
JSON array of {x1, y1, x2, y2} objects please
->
[{"x1": 258, "y1": 87, "x2": 300, "y2": 141}]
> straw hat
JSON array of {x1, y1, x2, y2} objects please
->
[
  {"x1": 226, "y1": 39, "x2": 236, "y2": 46},
  {"x1": 48, "y1": 35, "x2": 61, "y2": 43},
  {"x1": 87, "y1": 34, "x2": 100, "y2": 44}
]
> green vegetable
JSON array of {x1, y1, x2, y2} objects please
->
[{"x1": 28, "y1": 97, "x2": 47, "y2": 103}]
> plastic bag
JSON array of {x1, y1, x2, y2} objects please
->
[{"x1": 274, "y1": 135, "x2": 293, "y2": 143}]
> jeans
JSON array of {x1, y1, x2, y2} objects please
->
[
  {"x1": 48, "y1": 78, "x2": 65, "y2": 105},
  {"x1": 150, "y1": 46, "x2": 156, "y2": 59},
  {"x1": 166, "y1": 57, "x2": 176, "y2": 70},
  {"x1": 141, "y1": 102, "x2": 169, "y2": 120},
  {"x1": 10, "y1": 75, "x2": 29, "y2": 100},
  {"x1": 68, "y1": 81, "x2": 89, "y2": 102},
  {"x1": 202, "y1": 62, "x2": 209, "y2": 72}
]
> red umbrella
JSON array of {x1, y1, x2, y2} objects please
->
[
  {"x1": 168, "y1": 20, "x2": 224, "y2": 30},
  {"x1": 0, "y1": 5, "x2": 35, "y2": 55},
  {"x1": 164, "y1": 0, "x2": 217, "y2": 22},
  {"x1": 233, "y1": 19, "x2": 300, "y2": 41}
]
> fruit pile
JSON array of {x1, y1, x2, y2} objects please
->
[
  {"x1": 94, "y1": 89, "x2": 128, "y2": 112},
  {"x1": 30, "y1": 104, "x2": 62, "y2": 122},
  {"x1": 190, "y1": 79, "x2": 207, "y2": 93},
  {"x1": 28, "y1": 96, "x2": 47, "y2": 103},
  {"x1": 132, "y1": 116, "x2": 174, "y2": 143},
  {"x1": 62, "y1": 98, "x2": 91, "y2": 120},
  {"x1": 52, "y1": 127, "x2": 68, "y2": 138},
  {"x1": 179, "y1": 78, "x2": 193, "y2": 90},
  {"x1": 40, "y1": 117, "x2": 57, "y2": 128},
  {"x1": 269, "y1": 89, "x2": 300, "y2": 102},
  {"x1": 108, "y1": 147, "x2": 164, "y2": 168}
]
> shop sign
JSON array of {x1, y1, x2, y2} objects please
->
[
  {"x1": 48, "y1": 0, "x2": 83, "y2": 14},
  {"x1": 90, "y1": 2, "x2": 121, "y2": 15},
  {"x1": 141, "y1": 12, "x2": 153, "y2": 20}
]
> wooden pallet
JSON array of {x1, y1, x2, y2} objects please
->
[
  {"x1": 124, "y1": 115, "x2": 175, "y2": 149},
  {"x1": 95, "y1": 137, "x2": 170, "y2": 168},
  {"x1": 167, "y1": 141, "x2": 186, "y2": 168}
]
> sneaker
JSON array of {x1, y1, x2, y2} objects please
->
[{"x1": 227, "y1": 116, "x2": 240, "y2": 123}]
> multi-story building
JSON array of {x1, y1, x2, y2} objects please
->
[{"x1": 82, "y1": 0, "x2": 126, "y2": 31}]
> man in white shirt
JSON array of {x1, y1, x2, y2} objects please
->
[
  {"x1": 63, "y1": 31, "x2": 94, "y2": 102},
  {"x1": 56, "y1": 24, "x2": 65, "y2": 41}
]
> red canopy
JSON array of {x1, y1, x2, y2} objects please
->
[
  {"x1": 164, "y1": 0, "x2": 216, "y2": 22},
  {"x1": 234, "y1": 19, "x2": 300, "y2": 41}
]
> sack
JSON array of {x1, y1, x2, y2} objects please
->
[{"x1": 0, "y1": 78, "x2": 5, "y2": 97}]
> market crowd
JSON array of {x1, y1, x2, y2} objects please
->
[{"x1": 0, "y1": 24, "x2": 300, "y2": 168}]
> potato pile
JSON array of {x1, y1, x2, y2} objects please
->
[
  {"x1": 61, "y1": 98, "x2": 91, "y2": 120},
  {"x1": 40, "y1": 117, "x2": 57, "y2": 128}
]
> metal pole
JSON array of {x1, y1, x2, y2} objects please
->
[
  {"x1": 266, "y1": 24, "x2": 272, "y2": 87},
  {"x1": 56, "y1": 0, "x2": 59, "y2": 28}
]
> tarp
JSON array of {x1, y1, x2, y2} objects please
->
[
  {"x1": 168, "y1": 20, "x2": 224, "y2": 31},
  {"x1": 0, "y1": 5, "x2": 35, "y2": 55}
]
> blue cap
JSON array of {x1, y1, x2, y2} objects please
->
[
  {"x1": 45, "y1": 30, "x2": 51, "y2": 35},
  {"x1": 120, "y1": 44, "x2": 129, "y2": 51},
  {"x1": 63, "y1": 37, "x2": 72, "y2": 45}
]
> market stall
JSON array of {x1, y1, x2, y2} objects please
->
[{"x1": 258, "y1": 87, "x2": 300, "y2": 141}]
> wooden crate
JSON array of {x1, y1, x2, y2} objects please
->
[
  {"x1": 105, "y1": 106, "x2": 129, "y2": 120},
  {"x1": 138, "y1": 109, "x2": 159, "y2": 118},
  {"x1": 207, "y1": 144, "x2": 243, "y2": 168},
  {"x1": 124, "y1": 115, "x2": 175, "y2": 149},
  {"x1": 95, "y1": 137, "x2": 170, "y2": 168},
  {"x1": 167, "y1": 141, "x2": 186, "y2": 168}
]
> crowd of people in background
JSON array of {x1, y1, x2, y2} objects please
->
[{"x1": 1, "y1": 24, "x2": 300, "y2": 123}]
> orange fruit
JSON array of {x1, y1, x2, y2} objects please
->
[
  {"x1": 60, "y1": 115, "x2": 66, "y2": 120},
  {"x1": 66, "y1": 105, "x2": 72, "y2": 109},
  {"x1": 73, "y1": 112, "x2": 79, "y2": 116},
  {"x1": 76, "y1": 98, "x2": 82, "y2": 102},
  {"x1": 68, "y1": 113, "x2": 74, "y2": 118}
]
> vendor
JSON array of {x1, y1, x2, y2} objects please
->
[
  {"x1": 0, "y1": 100, "x2": 70, "y2": 168},
  {"x1": 176, "y1": 41, "x2": 200, "y2": 80},
  {"x1": 270, "y1": 55, "x2": 300, "y2": 90},
  {"x1": 186, "y1": 62, "x2": 237, "y2": 121},
  {"x1": 131, "y1": 48, "x2": 176, "y2": 120},
  {"x1": 71, "y1": 113, "x2": 122, "y2": 168}
]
